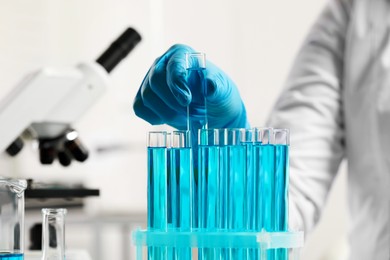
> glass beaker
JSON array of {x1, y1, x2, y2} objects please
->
[
  {"x1": 0, "y1": 177, "x2": 27, "y2": 260},
  {"x1": 41, "y1": 208, "x2": 67, "y2": 260}
]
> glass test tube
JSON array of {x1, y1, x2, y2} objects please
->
[
  {"x1": 198, "y1": 128, "x2": 220, "y2": 260},
  {"x1": 170, "y1": 130, "x2": 192, "y2": 260},
  {"x1": 41, "y1": 208, "x2": 67, "y2": 260},
  {"x1": 185, "y1": 52, "x2": 207, "y2": 157},
  {"x1": 256, "y1": 127, "x2": 275, "y2": 233},
  {"x1": 147, "y1": 131, "x2": 169, "y2": 230},
  {"x1": 216, "y1": 129, "x2": 228, "y2": 232},
  {"x1": 226, "y1": 129, "x2": 247, "y2": 260},
  {"x1": 185, "y1": 52, "x2": 207, "y2": 129},
  {"x1": 249, "y1": 128, "x2": 263, "y2": 259},
  {"x1": 253, "y1": 127, "x2": 275, "y2": 260},
  {"x1": 274, "y1": 129, "x2": 290, "y2": 260},
  {"x1": 210, "y1": 128, "x2": 229, "y2": 260},
  {"x1": 253, "y1": 128, "x2": 265, "y2": 231},
  {"x1": 170, "y1": 130, "x2": 192, "y2": 230},
  {"x1": 241, "y1": 128, "x2": 256, "y2": 260},
  {"x1": 147, "y1": 131, "x2": 169, "y2": 260},
  {"x1": 240, "y1": 128, "x2": 255, "y2": 231},
  {"x1": 226, "y1": 129, "x2": 246, "y2": 232},
  {"x1": 274, "y1": 129, "x2": 289, "y2": 231},
  {"x1": 198, "y1": 129, "x2": 220, "y2": 230},
  {"x1": 255, "y1": 128, "x2": 290, "y2": 260}
]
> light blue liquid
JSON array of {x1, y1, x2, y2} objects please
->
[
  {"x1": 170, "y1": 147, "x2": 192, "y2": 260},
  {"x1": 0, "y1": 253, "x2": 23, "y2": 260},
  {"x1": 170, "y1": 147, "x2": 192, "y2": 229},
  {"x1": 198, "y1": 144, "x2": 220, "y2": 260},
  {"x1": 187, "y1": 68, "x2": 207, "y2": 129},
  {"x1": 254, "y1": 143, "x2": 276, "y2": 260},
  {"x1": 219, "y1": 145, "x2": 228, "y2": 230},
  {"x1": 146, "y1": 133, "x2": 289, "y2": 260},
  {"x1": 253, "y1": 143, "x2": 263, "y2": 231},
  {"x1": 198, "y1": 145, "x2": 220, "y2": 229},
  {"x1": 258, "y1": 144, "x2": 276, "y2": 232},
  {"x1": 192, "y1": 168, "x2": 199, "y2": 230},
  {"x1": 218, "y1": 145, "x2": 229, "y2": 260},
  {"x1": 227, "y1": 144, "x2": 246, "y2": 259},
  {"x1": 252, "y1": 142, "x2": 263, "y2": 260},
  {"x1": 147, "y1": 147, "x2": 168, "y2": 229},
  {"x1": 274, "y1": 144, "x2": 289, "y2": 260},
  {"x1": 147, "y1": 147, "x2": 168, "y2": 260},
  {"x1": 227, "y1": 144, "x2": 246, "y2": 230},
  {"x1": 264, "y1": 144, "x2": 276, "y2": 260},
  {"x1": 244, "y1": 142, "x2": 257, "y2": 259},
  {"x1": 188, "y1": 67, "x2": 207, "y2": 174},
  {"x1": 255, "y1": 144, "x2": 289, "y2": 260},
  {"x1": 244, "y1": 142, "x2": 255, "y2": 230},
  {"x1": 275, "y1": 145, "x2": 289, "y2": 231}
]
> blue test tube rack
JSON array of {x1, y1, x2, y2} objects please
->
[{"x1": 136, "y1": 127, "x2": 303, "y2": 260}]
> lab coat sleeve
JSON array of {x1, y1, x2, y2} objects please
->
[{"x1": 266, "y1": 0, "x2": 352, "y2": 234}]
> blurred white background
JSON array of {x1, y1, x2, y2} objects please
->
[{"x1": 0, "y1": 0, "x2": 348, "y2": 259}]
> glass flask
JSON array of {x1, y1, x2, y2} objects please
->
[
  {"x1": 41, "y1": 208, "x2": 67, "y2": 260},
  {"x1": 0, "y1": 177, "x2": 27, "y2": 260}
]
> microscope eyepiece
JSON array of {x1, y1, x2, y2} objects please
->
[{"x1": 96, "y1": 27, "x2": 141, "y2": 73}]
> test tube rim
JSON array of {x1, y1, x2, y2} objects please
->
[
  {"x1": 148, "y1": 131, "x2": 168, "y2": 148},
  {"x1": 172, "y1": 130, "x2": 191, "y2": 148},
  {"x1": 185, "y1": 52, "x2": 206, "y2": 69},
  {"x1": 41, "y1": 208, "x2": 68, "y2": 215},
  {"x1": 273, "y1": 128, "x2": 290, "y2": 145}
]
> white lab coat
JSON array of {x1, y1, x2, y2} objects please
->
[{"x1": 267, "y1": 0, "x2": 390, "y2": 259}]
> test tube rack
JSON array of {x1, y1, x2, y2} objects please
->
[
  {"x1": 132, "y1": 229, "x2": 303, "y2": 259},
  {"x1": 132, "y1": 128, "x2": 304, "y2": 260}
]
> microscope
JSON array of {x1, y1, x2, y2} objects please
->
[{"x1": 0, "y1": 27, "x2": 141, "y2": 166}]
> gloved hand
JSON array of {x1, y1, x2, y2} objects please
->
[{"x1": 133, "y1": 44, "x2": 249, "y2": 130}]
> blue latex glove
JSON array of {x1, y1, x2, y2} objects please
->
[{"x1": 133, "y1": 44, "x2": 249, "y2": 130}]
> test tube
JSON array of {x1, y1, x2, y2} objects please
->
[
  {"x1": 254, "y1": 127, "x2": 275, "y2": 260},
  {"x1": 198, "y1": 128, "x2": 220, "y2": 260},
  {"x1": 240, "y1": 128, "x2": 255, "y2": 231},
  {"x1": 147, "y1": 131, "x2": 169, "y2": 260},
  {"x1": 258, "y1": 127, "x2": 275, "y2": 232},
  {"x1": 274, "y1": 129, "x2": 290, "y2": 260},
  {"x1": 226, "y1": 129, "x2": 247, "y2": 259},
  {"x1": 226, "y1": 129, "x2": 247, "y2": 232},
  {"x1": 185, "y1": 52, "x2": 207, "y2": 155},
  {"x1": 215, "y1": 128, "x2": 229, "y2": 260},
  {"x1": 274, "y1": 129, "x2": 289, "y2": 231},
  {"x1": 216, "y1": 129, "x2": 228, "y2": 232},
  {"x1": 170, "y1": 130, "x2": 192, "y2": 229},
  {"x1": 240, "y1": 128, "x2": 255, "y2": 260},
  {"x1": 252, "y1": 128, "x2": 264, "y2": 259},
  {"x1": 198, "y1": 128, "x2": 220, "y2": 229},
  {"x1": 170, "y1": 130, "x2": 192, "y2": 260}
]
